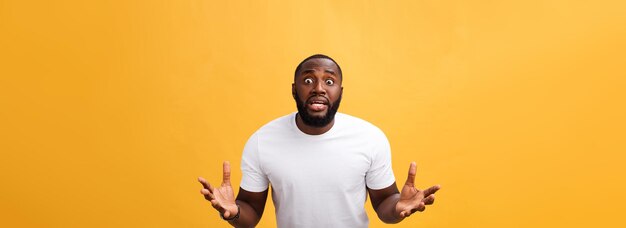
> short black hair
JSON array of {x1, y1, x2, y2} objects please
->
[{"x1": 294, "y1": 54, "x2": 342, "y2": 80}]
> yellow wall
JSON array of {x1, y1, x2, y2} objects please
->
[{"x1": 1, "y1": 1, "x2": 625, "y2": 227}]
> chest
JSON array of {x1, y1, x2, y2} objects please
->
[{"x1": 259, "y1": 139, "x2": 372, "y2": 191}]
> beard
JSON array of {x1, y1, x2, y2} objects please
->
[{"x1": 294, "y1": 91, "x2": 342, "y2": 128}]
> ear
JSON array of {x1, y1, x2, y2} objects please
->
[{"x1": 292, "y1": 83, "x2": 296, "y2": 99}]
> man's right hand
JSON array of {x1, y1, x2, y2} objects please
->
[{"x1": 198, "y1": 161, "x2": 239, "y2": 219}]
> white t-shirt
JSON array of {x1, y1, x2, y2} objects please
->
[{"x1": 240, "y1": 112, "x2": 396, "y2": 228}]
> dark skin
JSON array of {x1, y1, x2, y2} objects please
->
[
  {"x1": 198, "y1": 58, "x2": 441, "y2": 227},
  {"x1": 198, "y1": 162, "x2": 267, "y2": 228},
  {"x1": 292, "y1": 58, "x2": 343, "y2": 135}
]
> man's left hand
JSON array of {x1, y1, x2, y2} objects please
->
[{"x1": 395, "y1": 162, "x2": 441, "y2": 218}]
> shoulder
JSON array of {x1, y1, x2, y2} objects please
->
[
  {"x1": 336, "y1": 112, "x2": 387, "y2": 138},
  {"x1": 243, "y1": 113, "x2": 294, "y2": 150},
  {"x1": 247, "y1": 112, "x2": 296, "y2": 139}
]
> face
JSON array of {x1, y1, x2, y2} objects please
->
[{"x1": 292, "y1": 58, "x2": 343, "y2": 127}]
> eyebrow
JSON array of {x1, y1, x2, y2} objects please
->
[
  {"x1": 301, "y1": 69, "x2": 315, "y2": 75},
  {"x1": 300, "y1": 69, "x2": 337, "y2": 76}
]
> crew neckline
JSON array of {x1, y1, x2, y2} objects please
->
[{"x1": 290, "y1": 112, "x2": 339, "y2": 138}]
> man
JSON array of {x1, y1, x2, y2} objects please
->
[{"x1": 198, "y1": 54, "x2": 441, "y2": 227}]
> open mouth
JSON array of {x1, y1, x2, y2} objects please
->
[{"x1": 307, "y1": 98, "x2": 329, "y2": 112}]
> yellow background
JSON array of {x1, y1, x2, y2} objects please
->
[{"x1": 1, "y1": 0, "x2": 625, "y2": 227}]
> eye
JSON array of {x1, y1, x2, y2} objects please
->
[
  {"x1": 325, "y1": 79, "x2": 334, "y2": 85},
  {"x1": 304, "y1": 78, "x2": 313, "y2": 84}
]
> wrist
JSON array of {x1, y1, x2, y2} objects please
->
[
  {"x1": 220, "y1": 204, "x2": 240, "y2": 221},
  {"x1": 392, "y1": 197, "x2": 405, "y2": 221}
]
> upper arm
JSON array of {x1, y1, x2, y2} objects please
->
[
  {"x1": 241, "y1": 132, "x2": 270, "y2": 192},
  {"x1": 236, "y1": 187, "x2": 269, "y2": 218},
  {"x1": 365, "y1": 130, "x2": 395, "y2": 189},
  {"x1": 238, "y1": 131, "x2": 270, "y2": 219},
  {"x1": 367, "y1": 182, "x2": 399, "y2": 212}
]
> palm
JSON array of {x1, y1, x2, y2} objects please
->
[
  {"x1": 198, "y1": 161, "x2": 239, "y2": 218},
  {"x1": 397, "y1": 184, "x2": 425, "y2": 213},
  {"x1": 212, "y1": 184, "x2": 238, "y2": 215},
  {"x1": 395, "y1": 162, "x2": 440, "y2": 218}
]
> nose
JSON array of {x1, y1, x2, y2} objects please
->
[{"x1": 312, "y1": 80, "x2": 326, "y2": 95}]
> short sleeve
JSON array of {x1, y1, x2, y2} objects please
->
[
  {"x1": 240, "y1": 132, "x2": 269, "y2": 192},
  {"x1": 365, "y1": 131, "x2": 396, "y2": 190}
]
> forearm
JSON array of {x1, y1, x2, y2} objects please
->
[
  {"x1": 226, "y1": 200, "x2": 261, "y2": 228},
  {"x1": 375, "y1": 193, "x2": 403, "y2": 224}
]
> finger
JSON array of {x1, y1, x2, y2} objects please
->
[
  {"x1": 399, "y1": 211, "x2": 407, "y2": 218},
  {"x1": 210, "y1": 199, "x2": 221, "y2": 208},
  {"x1": 405, "y1": 162, "x2": 417, "y2": 187},
  {"x1": 416, "y1": 202, "x2": 426, "y2": 212},
  {"x1": 200, "y1": 188, "x2": 214, "y2": 197},
  {"x1": 423, "y1": 194, "x2": 435, "y2": 205},
  {"x1": 423, "y1": 184, "x2": 441, "y2": 196},
  {"x1": 405, "y1": 209, "x2": 414, "y2": 217},
  {"x1": 198, "y1": 177, "x2": 216, "y2": 193},
  {"x1": 209, "y1": 199, "x2": 226, "y2": 213},
  {"x1": 222, "y1": 161, "x2": 231, "y2": 185},
  {"x1": 198, "y1": 177, "x2": 210, "y2": 189},
  {"x1": 200, "y1": 188, "x2": 215, "y2": 201}
]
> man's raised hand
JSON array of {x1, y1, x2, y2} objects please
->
[
  {"x1": 198, "y1": 161, "x2": 239, "y2": 219},
  {"x1": 395, "y1": 162, "x2": 441, "y2": 218}
]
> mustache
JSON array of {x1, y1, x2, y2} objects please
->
[
  {"x1": 306, "y1": 96, "x2": 330, "y2": 104},
  {"x1": 294, "y1": 92, "x2": 342, "y2": 128}
]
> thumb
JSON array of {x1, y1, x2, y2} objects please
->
[
  {"x1": 222, "y1": 161, "x2": 231, "y2": 185},
  {"x1": 405, "y1": 162, "x2": 416, "y2": 187}
]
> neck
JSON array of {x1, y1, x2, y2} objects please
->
[{"x1": 295, "y1": 113, "x2": 335, "y2": 135}]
